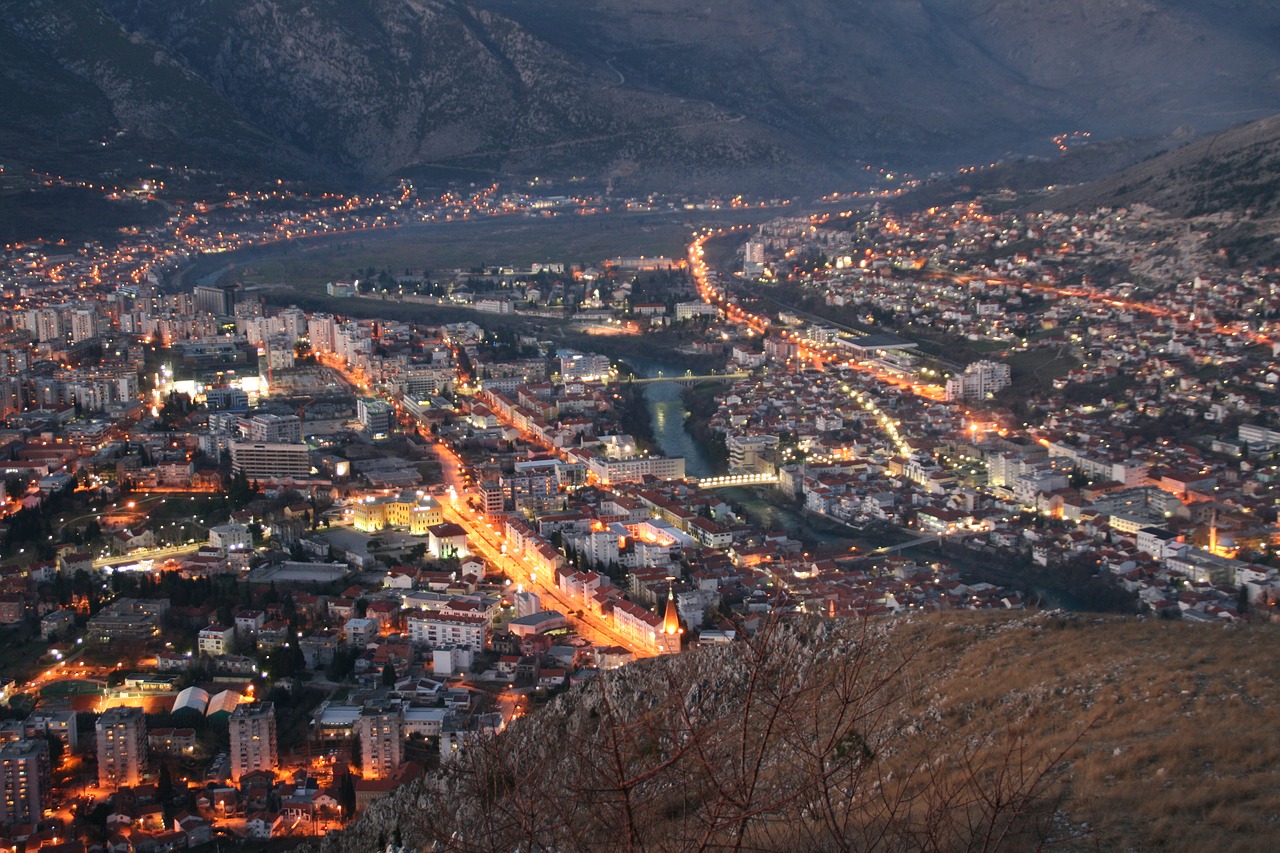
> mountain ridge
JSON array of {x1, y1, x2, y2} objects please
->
[
  {"x1": 5, "y1": 0, "x2": 1280, "y2": 191},
  {"x1": 1040, "y1": 114, "x2": 1280, "y2": 219}
]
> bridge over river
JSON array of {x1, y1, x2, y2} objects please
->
[
  {"x1": 618, "y1": 371, "x2": 750, "y2": 387},
  {"x1": 697, "y1": 472, "x2": 779, "y2": 489}
]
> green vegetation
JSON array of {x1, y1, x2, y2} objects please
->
[
  {"x1": 0, "y1": 636, "x2": 52, "y2": 683},
  {"x1": 615, "y1": 382, "x2": 658, "y2": 454},
  {"x1": 0, "y1": 186, "x2": 167, "y2": 245},
  {"x1": 1002, "y1": 346, "x2": 1080, "y2": 395},
  {"x1": 681, "y1": 381, "x2": 730, "y2": 474}
]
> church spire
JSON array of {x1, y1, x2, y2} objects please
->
[{"x1": 662, "y1": 586, "x2": 680, "y2": 635}]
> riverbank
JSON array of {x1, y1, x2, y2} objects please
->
[
  {"x1": 680, "y1": 381, "x2": 730, "y2": 476},
  {"x1": 609, "y1": 355, "x2": 720, "y2": 479},
  {"x1": 570, "y1": 331, "x2": 723, "y2": 376}
]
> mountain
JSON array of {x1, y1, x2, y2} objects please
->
[
  {"x1": 1030, "y1": 114, "x2": 1280, "y2": 265},
  {"x1": 0, "y1": 0, "x2": 304, "y2": 178},
  {"x1": 475, "y1": 0, "x2": 1280, "y2": 166},
  {"x1": 312, "y1": 613, "x2": 1280, "y2": 853},
  {"x1": 1041, "y1": 114, "x2": 1280, "y2": 219},
  {"x1": 5, "y1": 1, "x2": 1280, "y2": 191}
]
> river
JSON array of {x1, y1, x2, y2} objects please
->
[
  {"x1": 624, "y1": 356, "x2": 715, "y2": 478},
  {"x1": 625, "y1": 355, "x2": 859, "y2": 548}
]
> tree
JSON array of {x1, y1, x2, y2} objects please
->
[
  {"x1": 339, "y1": 771, "x2": 357, "y2": 815},
  {"x1": 349, "y1": 734, "x2": 363, "y2": 777},
  {"x1": 329, "y1": 648, "x2": 357, "y2": 681},
  {"x1": 43, "y1": 735, "x2": 63, "y2": 768},
  {"x1": 158, "y1": 762, "x2": 173, "y2": 804},
  {"x1": 381, "y1": 662, "x2": 397, "y2": 687}
]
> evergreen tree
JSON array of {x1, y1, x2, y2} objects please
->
[
  {"x1": 158, "y1": 763, "x2": 173, "y2": 803},
  {"x1": 349, "y1": 735, "x2": 363, "y2": 777},
  {"x1": 340, "y1": 771, "x2": 357, "y2": 815}
]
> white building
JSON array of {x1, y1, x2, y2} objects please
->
[
  {"x1": 198, "y1": 624, "x2": 236, "y2": 657},
  {"x1": 229, "y1": 702, "x2": 278, "y2": 781},
  {"x1": 432, "y1": 646, "x2": 474, "y2": 676},
  {"x1": 22, "y1": 710, "x2": 79, "y2": 753},
  {"x1": 675, "y1": 301, "x2": 720, "y2": 320},
  {"x1": 70, "y1": 309, "x2": 98, "y2": 343},
  {"x1": 209, "y1": 523, "x2": 252, "y2": 553},
  {"x1": 230, "y1": 441, "x2": 311, "y2": 480},
  {"x1": 944, "y1": 360, "x2": 1011, "y2": 401},
  {"x1": 0, "y1": 740, "x2": 50, "y2": 825},
  {"x1": 344, "y1": 617, "x2": 380, "y2": 647},
  {"x1": 586, "y1": 454, "x2": 685, "y2": 485},
  {"x1": 512, "y1": 591, "x2": 542, "y2": 618},
  {"x1": 358, "y1": 398, "x2": 394, "y2": 439},
  {"x1": 358, "y1": 706, "x2": 404, "y2": 780},
  {"x1": 559, "y1": 351, "x2": 612, "y2": 382},
  {"x1": 728, "y1": 434, "x2": 779, "y2": 473},
  {"x1": 0, "y1": 737, "x2": 51, "y2": 824},
  {"x1": 239, "y1": 413, "x2": 303, "y2": 444},
  {"x1": 407, "y1": 613, "x2": 488, "y2": 653}
]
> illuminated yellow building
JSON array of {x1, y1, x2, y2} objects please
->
[{"x1": 353, "y1": 493, "x2": 443, "y2": 534}]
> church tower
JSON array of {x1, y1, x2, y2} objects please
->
[{"x1": 658, "y1": 587, "x2": 682, "y2": 655}]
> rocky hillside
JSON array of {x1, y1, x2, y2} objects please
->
[
  {"x1": 1041, "y1": 114, "x2": 1280, "y2": 219},
  {"x1": 313, "y1": 613, "x2": 1280, "y2": 853},
  {"x1": 5, "y1": 0, "x2": 1280, "y2": 191},
  {"x1": 478, "y1": 0, "x2": 1280, "y2": 165},
  {"x1": 0, "y1": 0, "x2": 299, "y2": 177}
]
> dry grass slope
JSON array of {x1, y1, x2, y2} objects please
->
[
  {"x1": 917, "y1": 614, "x2": 1280, "y2": 852},
  {"x1": 316, "y1": 612, "x2": 1280, "y2": 852}
]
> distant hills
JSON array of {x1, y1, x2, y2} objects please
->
[{"x1": 5, "y1": 0, "x2": 1280, "y2": 191}]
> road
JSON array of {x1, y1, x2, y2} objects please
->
[
  {"x1": 431, "y1": 441, "x2": 652, "y2": 657},
  {"x1": 93, "y1": 544, "x2": 199, "y2": 569},
  {"x1": 493, "y1": 686, "x2": 530, "y2": 724}
]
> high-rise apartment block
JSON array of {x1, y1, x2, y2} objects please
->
[
  {"x1": 357, "y1": 705, "x2": 404, "y2": 780},
  {"x1": 358, "y1": 398, "x2": 394, "y2": 439},
  {"x1": 944, "y1": 360, "x2": 1012, "y2": 402},
  {"x1": 96, "y1": 707, "x2": 146, "y2": 789},
  {"x1": 229, "y1": 702, "x2": 278, "y2": 781},
  {"x1": 0, "y1": 739, "x2": 51, "y2": 825},
  {"x1": 193, "y1": 284, "x2": 237, "y2": 316},
  {"x1": 238, "y1": 413, "x2": 303, "y2": 444},
  {"x1": 230, "y1": 441, "x2": 311, "y2": 480}
]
